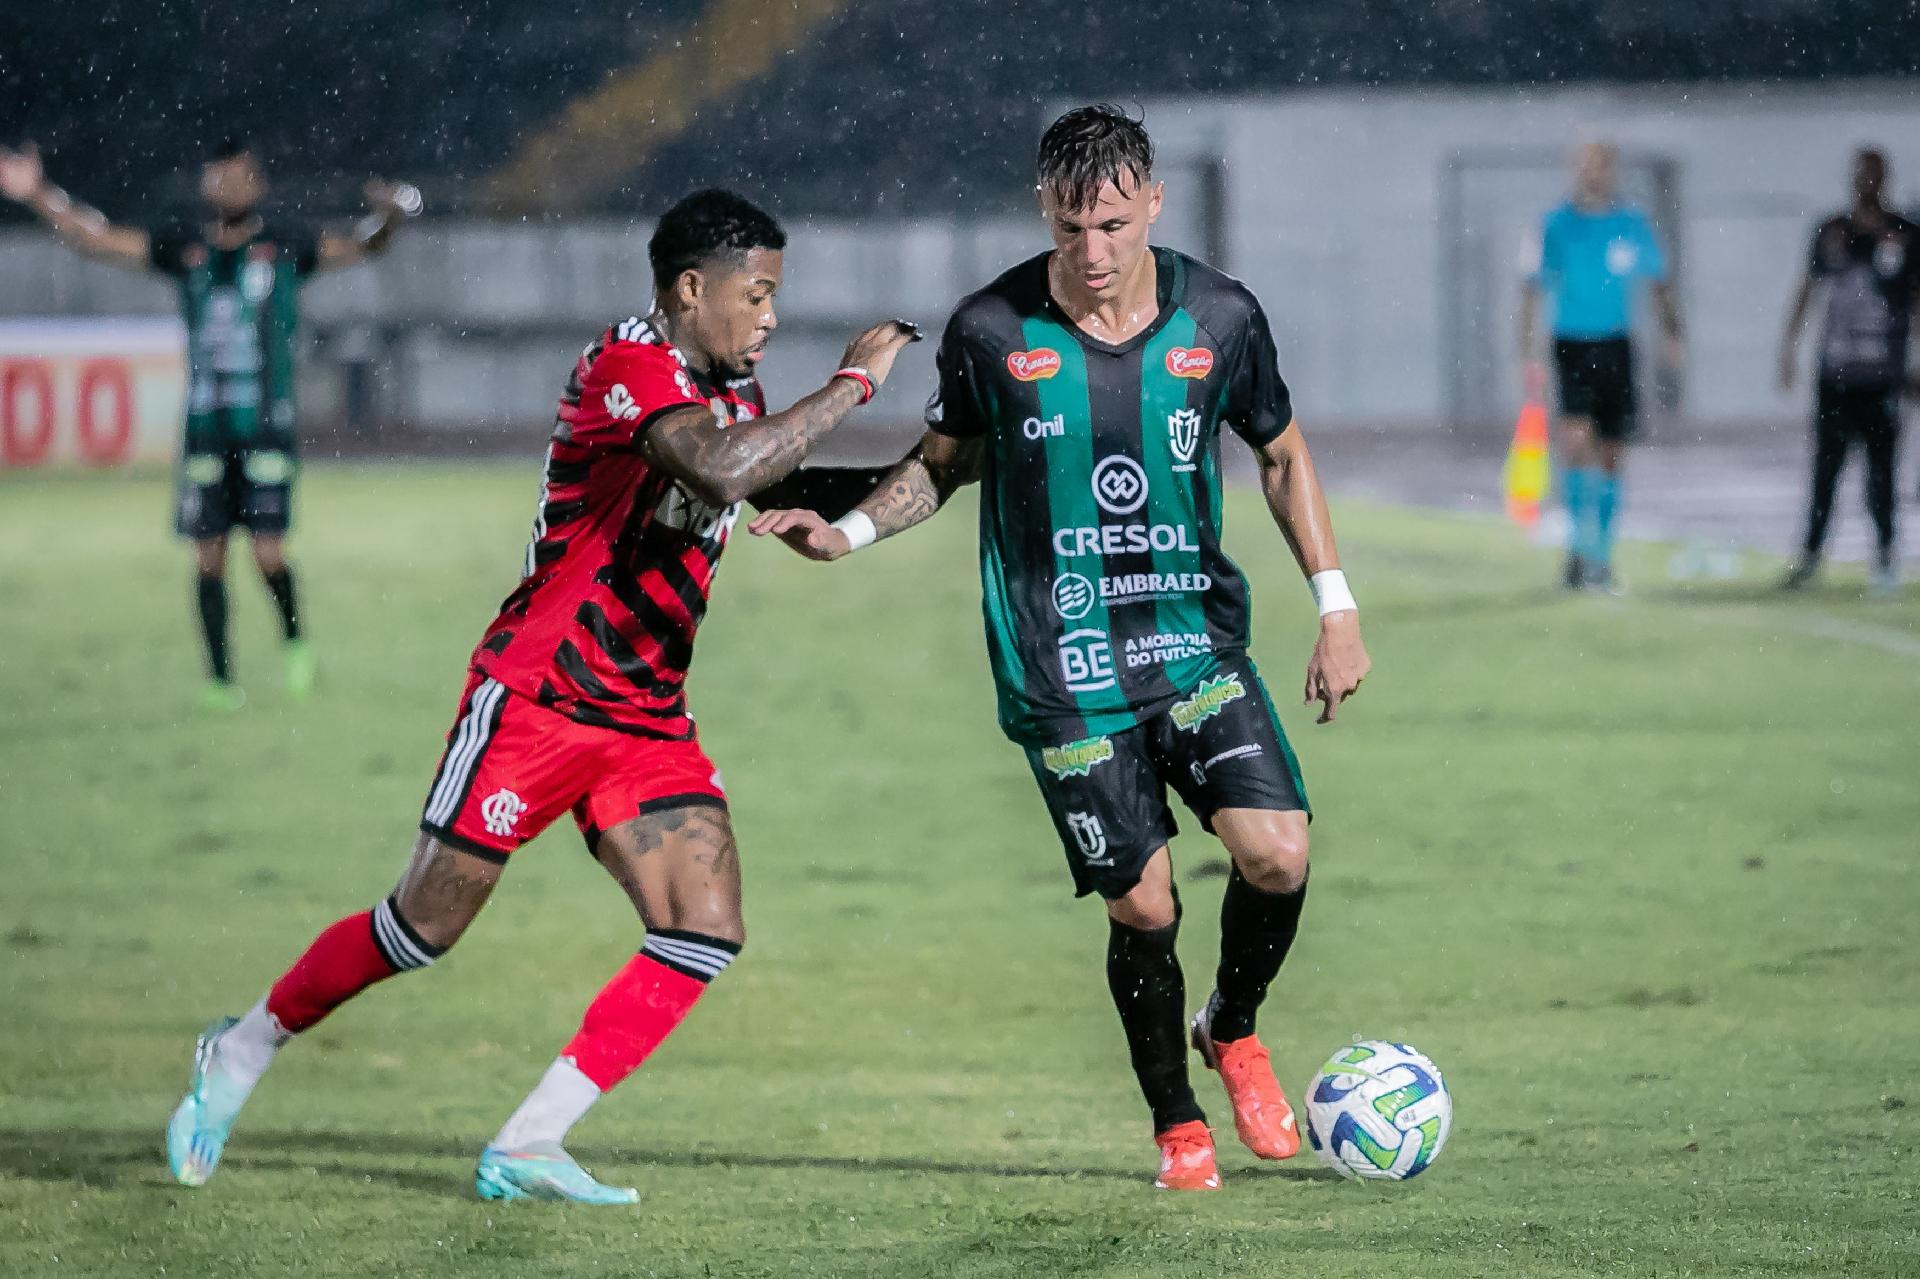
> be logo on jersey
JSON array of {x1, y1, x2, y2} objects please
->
[
  {"x1": 1165, "y1": 347, "x2": 1214, "y2": 379},
  {"x1": 1007, "y1": 348, "x2": 1062, "y2": 381}
]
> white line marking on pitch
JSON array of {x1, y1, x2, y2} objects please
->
[{"x1": 1705, "y1": 608, "x2": 1920, "y2": 660}]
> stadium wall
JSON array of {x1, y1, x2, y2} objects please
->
[{"x1": 2, "y1": 81, "x2": 1916, "y2": 462}]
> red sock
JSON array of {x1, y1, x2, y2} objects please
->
[
  {"x1": 266, "y1": 898, "x2": 441, "y2": 1033},
  {"x1": 564, "y1": 931, "x2": 739, "y2": 1090}
]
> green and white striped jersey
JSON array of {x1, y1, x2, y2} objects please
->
[{"x1": 927, "y1": 248, "x2": 1294, "y2": 746}]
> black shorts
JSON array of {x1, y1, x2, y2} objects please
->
[
  {"x1": 174, "y1": 448, "x2": 297, "y2": 539},
  {"x1": 1022, "y1": 653, "x2": 1310, "y2": 900},
  {"x1": 1553, "y1": 337, "x2": 1637, "y2": 441}
]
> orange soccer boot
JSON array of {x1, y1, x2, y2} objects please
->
[
  {"x1": 1153, "y1": 1120, "x2": 1223, "y2": 1191},
  {"x1": 1191, "y1": 993, "x2": 1301, "y2": 1160}
]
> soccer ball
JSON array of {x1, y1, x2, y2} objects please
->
[{"x1": 1303, "y1": 1040, "x2": 1451, "y2": 1181}]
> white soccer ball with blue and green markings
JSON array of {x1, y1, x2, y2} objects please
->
[{"x1": 1304, "y1": 1040, "x2": 1451, "y2": 1181}]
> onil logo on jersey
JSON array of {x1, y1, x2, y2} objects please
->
[
  {"x1": 1057, "y1": 628, "x2": 1116, "y2": 693},
  {"x1": 1091, "y1": 455, "x2": 1148, "y2": 515},
  {"x1": 1024, "y1": 413, "x2": 1066, "y2": 440},
  {"x1": 1007, "y1": 348, "x2": 1062, "y2": 381},
  {"x1": 1165, "y1": 347, "x2": 1214, "y2": 379},
  {"x1": 1167, "y1": 408, "x2": 1202, "y2": 466}
]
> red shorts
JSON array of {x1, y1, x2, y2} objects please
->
[{"x1": 419, "y1": 671, "x2": 727, "y2": 862}]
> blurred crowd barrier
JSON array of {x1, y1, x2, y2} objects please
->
[{"x1": 2, "y1": 84, "x2": 1917, "y2": 465}]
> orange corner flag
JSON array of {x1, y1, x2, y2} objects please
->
[{"x1": 1502, "y1": 380, "x2": 1551, "y2": 527}]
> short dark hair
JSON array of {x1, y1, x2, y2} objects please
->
[
  {"x1": 209, "y1": 136, "x2": 252, "y2": 162},
  {"x1": 648, "y1": 189, "x2": 787, "y2": 291},
  {"x1": 1036, "y1": 104, "x2": 1153, "y2": 211}
]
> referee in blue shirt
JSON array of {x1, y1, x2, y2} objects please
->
[{"x1": 1520, "y1": 142, "x2": 1684, "y2": 591}]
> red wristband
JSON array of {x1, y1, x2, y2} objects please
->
[{"x1": 833, "y1": 367, "x2": 875, "y2": 405}]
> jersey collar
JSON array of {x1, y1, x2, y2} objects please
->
[{"x1": 1040, "y1": 247, "x2": 1185, "y2": 357}]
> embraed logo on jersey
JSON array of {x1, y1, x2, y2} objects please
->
[
  {"x1": 1165, "y1": 347, "x2": 1214, "y2": 379},
  {"x1": 1170, "y1": 673, "x2": 1247, "y2": 732},
  {"x1": 1007, "y1": 348, "x2": 1062, "y2": 381},
  {"x1": 1042, "y1": 735, "x2": 1115, "y2": 778}
]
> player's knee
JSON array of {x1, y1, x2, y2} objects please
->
[
  {"x1": 1234, "y1": 826, "x2": 1309, "y2": 894},
  {"x1": 1108, "y1": 879, "x2": 1178, "y2": 932}
]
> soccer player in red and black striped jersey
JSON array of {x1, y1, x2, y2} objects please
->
[{"x1": 162, "y1": 190, "x2": 920, "y2": 1202}]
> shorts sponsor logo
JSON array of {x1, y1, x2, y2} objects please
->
[
  {"x1": 1192, "y1": 742, "x2": 1263, "y2": 784},
  {"x1": 1023, "y1": 413, "x2": 1066, "y2": 440},
  {"x1": 184, "y1": 454, "x2": 226, "y2": 485},
  {"x1": 480, "y1": 788, "x2": 528, "y2": 838},
  {"x1": 1052, "y1": 572, "x2": 1097, "y2": 620},
  {"x1": 1124, "y1": 631, "x2": 1214, "y2": 669},
  {"x1": 1042, "y1": 735, "x2": 1115, "y2": 778},
  {"x1": 1067, "y1": 811, "x2": 1111, "y2": 864},
  {"x1": 1058, "y1": 628, "x2": 1116, "y2": 693},
  {"x1": 1053, "y1": 524, "x2": 1200, "y2": 557},
  {"x1": 604, "y1": 383, "x2": 642, "y2": 421},
  {"x1": 1007, "y1": 348, "x2": 1062, "y2": 381},
  {"x1": 1091, "y1": 455, "x2": 1148, "y2": 515},
  {"x1": 1165, "y1": 347, "x2": 1214, "y2": 379},
  {"x1": 1167, "y1": 408, "x2": 1201, "y2": 466},
  {"x1": 1170, "y1": 673, "x2": 1247, "y2": 732}
]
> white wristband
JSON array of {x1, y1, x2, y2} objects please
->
[
  {"x1": 831, "y1": 509, "x2": 877, "y2": 552},
  {"x1": 1309, "y1": 569, "x2": 1357, "y2": 617}
]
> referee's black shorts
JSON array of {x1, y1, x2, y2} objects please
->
[{"x1": 1553, "y1": 337, "x2": 1637, "y2": 442}]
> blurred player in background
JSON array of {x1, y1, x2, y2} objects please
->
[
  {"x1": 753, "y1": 106, "x2": 1370, "y2": 1191},
  {"x1": 1777, "y1": 147, "x2": 1919, "y2": 595},
  {"x1": 0, "y1": 137, "x2": 421, "y2": 709},
  {"x1": 160, "y1": 188, "x2": 918, "y2": 1203},
  {"x1": 1519, "y1": 141, "x2": 1684, "y2": 592}
]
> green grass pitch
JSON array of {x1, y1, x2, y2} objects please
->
[{"x1": 2, "y1": 463, "x2": 1916, "y2": 1277}]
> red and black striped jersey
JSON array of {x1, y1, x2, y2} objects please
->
[{"x1": 469, "y1": 316, "x2": 765, "y2": 738}]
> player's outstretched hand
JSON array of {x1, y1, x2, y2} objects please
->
[
  {"x1": 363, "y1": 178, "x2": 424, "y2": 218},
  {"x1": 748, "y1": 508, "x2": 849, "y2": 561},
  {"x1": 839, "y1": 320, "x2": 921, "y2": 390},
  {"x1": 0, "y1": 143, "x2": 45, "y2": 204},
  {"x1": 1304, "y1": 611, "x2": 1369, "y2": 724}
]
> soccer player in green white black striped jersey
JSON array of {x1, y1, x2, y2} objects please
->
[
  {"x1": 0, "y1": 137, "x2": 420, "y2": 711},
  {"x1": 753, "y1": 105, "x2": 1371, "y2": 1191}
]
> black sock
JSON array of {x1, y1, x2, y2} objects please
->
[
  {"x1": 262, "y1": 566, "x2": 301, "y2": 641},
  {"x1": 194, "y1": 574, "x2": 231, "y2": 682},
  {"x1": 1107, "y1": 905, "x2": 1204, "y2": 1134},
  {"x1": 1210, "y1": 867, "x2": 1309, "y2": 1043}
]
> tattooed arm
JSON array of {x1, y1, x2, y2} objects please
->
[
  {"x1": 747, "y1": 429, "x2": 982, "y2": 560},
  {"x1": 645, "y1": 319, "x2": 917, "y2": 508}
]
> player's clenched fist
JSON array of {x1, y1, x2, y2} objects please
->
[{"x1": 747, "y1": 508, "x2": 847, "y2": 561}]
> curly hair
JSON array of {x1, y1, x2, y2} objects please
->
[{"x1": 648, "y1": 189, "x2": 787, "y2": 291}]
